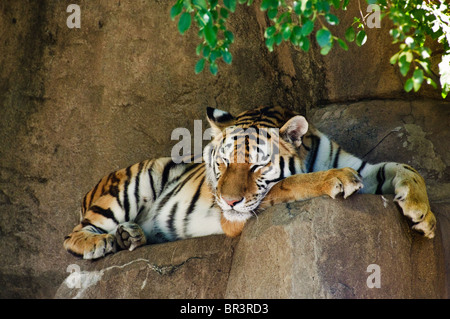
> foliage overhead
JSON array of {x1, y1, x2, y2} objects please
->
[{"x1": 171, "y1": 0, "x2": 450, "y2": 98}]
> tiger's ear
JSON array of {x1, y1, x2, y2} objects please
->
[
  {"x1": 206, "y1": 107, "x2": 235, "y2": 136},
  {"x1": 280, "y1": 115, "x2": 309, "y2": 147}
]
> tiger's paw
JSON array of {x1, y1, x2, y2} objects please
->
[
  {"x1": 116, "y1": 222, "x2": 147, "y2": 251},
  {"x1": 64, "y1": 232, "x2": 116, "y2": 260},
  {"x1": 325, "y1": 167, "x2": 364, "y2": 199},
  {"x1": 412, "y1": 211, "x2": 436, "y2": 239},
  {"x1": 394, "y1": 167, "x2": 436, "y2": 238}
]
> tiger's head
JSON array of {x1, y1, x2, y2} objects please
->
[{"x1": 204, "y1": 106, "x2": 309, "y2": 225}]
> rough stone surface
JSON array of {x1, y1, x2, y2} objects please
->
[
  {"x1": 54, "y1": 196, "x2": 446, "y2": 299},
  {"x1": 226, "y1": 195, "x2": 446, "y2": 299},
  {"x1": 55, "y1": 235, "x2": 238, "y2": 299},
  {"x1": 0, "y1": 0, "x2": 449, "y2": 298},
  {"x1": 308, "y1": 101, "x2": 450, "y2": 296}
]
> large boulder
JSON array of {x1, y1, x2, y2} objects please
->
[
  {"x1": 55, "y1": 234, "x2": 238, "y2": 299},
  {"x1": 308, "y1": 100, "x2": 450, "y2": 295},
  {"x1": 226, "y1": 195, "x2": 446, "y2": 298},
  {"x1": 55, "y1": 195, "x2": 447, "y2": 299}
]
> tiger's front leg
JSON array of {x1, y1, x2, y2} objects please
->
[
  {"x1": 360, "y1": 162, "x2": 436, "y2": 238},
  {"x1": 260, "y1": 167, "x2": 363, "y2": 209},
  {"x1": 394, "y1": 166, "x2": 436, "y2": 238}
]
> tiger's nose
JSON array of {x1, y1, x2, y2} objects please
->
[{"x1": 223, "y1": 196, "x2": 244, "y2": 208}]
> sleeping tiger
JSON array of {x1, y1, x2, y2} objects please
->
[{"x1": 64, "y1": 106, "x2": 436, "y2": 259}]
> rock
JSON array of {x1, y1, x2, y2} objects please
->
[
  {"x1": 308, "y1": 100, "x2": 450, "y2": 296},
  {"x1": 1, "y1": 0, "x2": 449, "y2": 298},
  {"x1": 432, "y1": 202, "x2": 450, "y2": 296},
  {"x1": 55, "y1": 195, "x2": 446, "y2": 299},
  {"x1": 226, "y1": 195, "x2": 446, "y2": 299},
  {"x1": 55, "y1": 235, "x2": 238, "y2": 299}
]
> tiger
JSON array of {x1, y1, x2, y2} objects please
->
[{"x1": 64, "y1": 106, "x2": 436, "y2": 259}]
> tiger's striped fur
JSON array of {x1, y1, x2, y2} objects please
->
[{"x1": 64, "y1": 106, "x2": 436, "y2": 259}]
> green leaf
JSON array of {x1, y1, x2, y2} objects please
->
[
  {"x1": 320, "y1": 44, "x2": 332, "y2": 55},
  {"x1": 210, "y1": 62, "x2": 218, "y2": 75},
  {"x1": 275, "y1": 33, "x2": 283, "y2": 45},
  {"x1": 210, "y1": 50, "x2": 222, "y2": 62},
  {"x1": 204, "y1": 24, "x2": 217, "y2": 47},
  {"x1": 193, "y1": 0, "x2": 208, "y2": 10},
  {"x1": 178, "y1": 12, "x2": 191, "y2": 35},
  {"x1": 337, "y1": 38, "x2": 348, "y2": 51},
  {"x1": 225, "y1": 30, "x2": 234, "y2": 43},
  {"x1": 331, "y1": 0, "x2": 341, "y2": 9},
  {"x1": 195, "y1": 10, "x2": 211, "y2": 27},
  {"x1": 390, "y1": 29, "x2": 399, "y2": 41},
  {"x1": 404, "y1": 78, "x2": 414, "y2": 92},
  {"x1": 224, "y1": 0, "x2": 237, "y2": 12},
  {"x1": 293, "y1": 25, "x2": 302, "y2": 38},
  {"x1": 342, "y1": 0, "x2": 350, "y2": 9},
  {"x1": 195, "y1": 58, "x2": 206, "y2": 74},
  {"x1": 220, "y1": 7, "x2": 229, "y2": 19},
  {"x1": 300, "y1": 37, "x2": 310, "y2": 51},
  {"x1": 426, "y1": 77, "x2": 437, "y2": 89},
  {"x1": 293, "y1": 1, "x2": 302, "y2": 15},
  {"x1": 223, "y1": 51, "x2": 233, "y2": 64},
  {"x1": 196, "y1": 43, "x2": 204, "y2": 56},
  {"x1": 316, "y1": 1, "x2": 330, "y2": 13},
  {"x1": 412, "y1": 68, "x2": 424, "y2": 92},
  {"x1": 282, "y1": 24, "x2": 292, "y2": 40},
  {"x1": 398, "y1": 55, "x2": 410, "y2": 76},
  {"x1": 402, "y1": 50, "x2": 413, "y2": 63},
  {"x1": 170, "y1": 1, "x2": 183, "y2": 20},
  {"x1": 268, "y1": 7, "x2": 278, "y2": 20},
  {"x1": 325, "y1": 14, "x2": 339, "y2": 26},
  {"x1": 202, "y1": 45, "x2": 211, "y2": 57},
  {"x1": 211, "y1": 9, "x2": 219, "y2": 22},
  {"x1": 290, "y1": 33, "x2": 300, "y2": 46},
  {"x1": 301, "y1": 20, "x2": 314, "y2": 36},
  {"x1": 264, "y1": 26, "x2": 276, "y2": 38},
  {"x1": 389, "y1": 52, "x2": 400, "y2": 65},
  {"x1": 345, "y1": 26, "x2": 355, "y2": 42},
  {"x1": 355, "y1": 30, "x2": 367, "y2": 46},
  {"x1": 316, "y1": 28, "x2": 331, "y2": 47},
  {"x1": 266, "y1": 36, "x2": 275, "y2": 52},
  {"x1": 261, "y1": 0, "x2": 277, "y2": 11}
]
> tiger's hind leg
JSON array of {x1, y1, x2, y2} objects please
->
[
  {"x1": 64, "y1": 194, "x2": 122, "y2": 259},
  {"x1": 64, "y1": 224, "x2": 116, "y2": 259}
]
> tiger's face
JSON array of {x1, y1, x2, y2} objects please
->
[{"x1": 204, "y1": 107, "x2": 308, "y2": 223}]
